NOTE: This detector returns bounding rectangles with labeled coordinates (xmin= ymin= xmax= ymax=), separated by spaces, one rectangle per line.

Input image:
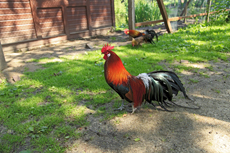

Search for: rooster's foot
xmin=114 ymin=100 xmax=125 ymax=111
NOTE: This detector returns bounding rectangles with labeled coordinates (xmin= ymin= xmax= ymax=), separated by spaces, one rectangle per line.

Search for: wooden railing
xmin=135 ymin=9 xmax=230 ymax=27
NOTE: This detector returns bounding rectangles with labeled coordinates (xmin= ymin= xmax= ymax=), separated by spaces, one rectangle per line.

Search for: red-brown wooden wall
xmin=0 ymin=0 xmax=115 ymax=51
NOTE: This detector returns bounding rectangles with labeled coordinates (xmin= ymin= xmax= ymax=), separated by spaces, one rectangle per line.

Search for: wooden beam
xmin=128 ymin=0 xmax=135 ymax=40
xmin=135 ymin=9 xmax=230 ymax=27
xmin=169 ymin=9 xmax=230 ymax=21
xmin=169 ymin=13 xmax=207 ymax=21
xmin=156 ymin=0 xmax=172 ymax=33
xmin=135 ymin=19 xmax=164 ymax=27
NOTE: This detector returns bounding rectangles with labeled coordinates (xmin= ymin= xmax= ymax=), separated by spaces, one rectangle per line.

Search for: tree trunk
xmin=128 ymin=0 xmax=135 ymax=40
xmin=0 ymin=40 xmax=7 ymax=71
xmin=180 ymin=0 xmax=192 ymax=16
xmin=199 ymin=0 xmax=205 ymax=9
xmin=206 ymin=0 xmax=212 ymax=22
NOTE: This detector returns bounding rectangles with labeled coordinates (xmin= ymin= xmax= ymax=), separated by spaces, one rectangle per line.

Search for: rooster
xmin=124 ymin=29 xmax=158 ymax=46
xmin=102 ymin=44 xmax=197 ymax=113
xmin=124 ymin=29 xmax=145 ymax=38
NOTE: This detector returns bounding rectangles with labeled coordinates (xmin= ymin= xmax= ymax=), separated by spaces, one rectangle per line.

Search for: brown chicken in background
xmin=124 ymin=29 xmax=158 ymax=46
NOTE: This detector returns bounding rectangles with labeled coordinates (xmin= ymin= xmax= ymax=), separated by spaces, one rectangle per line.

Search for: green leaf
xmin=134 ymin=138 xmax=140 ymax=142
xmin=28 ymin=127 xmax=34 ymax=132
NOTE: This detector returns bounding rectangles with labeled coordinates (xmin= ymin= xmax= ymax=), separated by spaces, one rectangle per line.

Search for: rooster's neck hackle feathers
xmin=102 ymin=45 xmax=131 ymax=86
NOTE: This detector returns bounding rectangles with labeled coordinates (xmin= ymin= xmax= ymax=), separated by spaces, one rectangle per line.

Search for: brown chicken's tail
xmin=144 ymin=29 xmax=158 ymax=44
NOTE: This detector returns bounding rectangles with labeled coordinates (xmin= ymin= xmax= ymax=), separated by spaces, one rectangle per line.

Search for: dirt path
xmin=1 ymin=20 xmax=230 ymax=153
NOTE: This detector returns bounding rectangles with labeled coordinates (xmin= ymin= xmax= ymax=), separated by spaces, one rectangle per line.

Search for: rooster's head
xmin=124 ymin=29 xmax=129 ymax=35
xmin=101 ymin=44 xmax=114 ymax=60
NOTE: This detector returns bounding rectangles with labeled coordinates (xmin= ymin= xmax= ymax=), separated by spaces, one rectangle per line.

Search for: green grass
xmin=0 ymin=22 xmax=230 ymax=152
xmin=189 ymin=79 xmax=199 ymax=84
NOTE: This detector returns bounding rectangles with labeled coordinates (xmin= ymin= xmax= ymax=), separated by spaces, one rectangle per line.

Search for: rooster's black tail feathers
xmin=146 ymin=71 xmax=200 ymax=111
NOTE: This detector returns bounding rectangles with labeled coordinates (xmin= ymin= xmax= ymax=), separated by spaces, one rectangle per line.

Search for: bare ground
xmin=1 ymin=21 xmax=230 ymax=153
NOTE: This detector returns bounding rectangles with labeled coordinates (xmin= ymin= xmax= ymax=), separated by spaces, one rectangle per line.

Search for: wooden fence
xmin=135 ymin=9 xmax=230 ymax=29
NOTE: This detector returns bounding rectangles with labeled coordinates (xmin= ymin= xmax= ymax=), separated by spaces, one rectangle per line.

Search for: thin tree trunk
xmin=199 ymin=0 xmax=205 ymax=9
xmin=206 ymin=0 xmax=212 ymax=22
xmin=0 ymin=40 xmax=7 ymax=71
xmin=180 ymin=0 xmax=192 ymax=16
xmin=183 ymin=4 xmax=187 ymax=23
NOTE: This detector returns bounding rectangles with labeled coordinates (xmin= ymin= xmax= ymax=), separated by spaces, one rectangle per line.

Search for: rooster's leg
xmin=115 ymin=99 xmax=125 ymax=111
xmin=131 ymin=105 xmax=137 ymax=114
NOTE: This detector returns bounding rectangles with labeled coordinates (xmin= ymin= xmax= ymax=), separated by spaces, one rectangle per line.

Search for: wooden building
xmin=0 ymin=0 xmax=115 ymax=51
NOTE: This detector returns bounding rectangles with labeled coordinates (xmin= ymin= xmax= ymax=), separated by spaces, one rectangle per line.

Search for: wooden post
xmin=0 ymin=40 xmax=7 ymax=71
xmin=156 ymin=0 xmax=172 ymax=33
xmin=29 ymin=0 xmax=42 ymax=39
xmin=206 ymin=0 xmax=211 ymax=22
xmin=111 ymin=0 xmax=116 ymax=27
xmin=128 ymin=0 xmax=135 ymax=40
xmin=62 ymin=5 xmax=70 ymax=38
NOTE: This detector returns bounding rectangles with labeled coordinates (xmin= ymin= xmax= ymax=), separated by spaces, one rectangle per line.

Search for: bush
xmin=135 ymin=0 xmax=161 ymax=23
xmin=114 ymin=0 xmax=162 ymax=29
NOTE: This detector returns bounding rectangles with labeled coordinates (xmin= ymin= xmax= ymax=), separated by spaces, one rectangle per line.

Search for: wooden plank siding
xmin=90 ymin=0 xmax=112 ymax=28
xmin=67 ymin=7 xmax=88 ymax=34
xmin=1 ymin=0 xmax=115 ymax=52
xmin=37 ymin=8 xmax=64 ymax=38
xmin=0 ymin=0 xmax=36 ymax=44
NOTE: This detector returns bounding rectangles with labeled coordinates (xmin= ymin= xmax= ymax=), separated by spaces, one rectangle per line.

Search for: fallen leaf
xmin=7 ymin=130 xmax=13 ymax=134
xmin=28 ymin=127 xmax=34 ymax=132
xmin=134 ymin=138 xmax=140 ymax=142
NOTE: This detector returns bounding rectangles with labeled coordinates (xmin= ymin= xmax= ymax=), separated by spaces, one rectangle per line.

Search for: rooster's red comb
xmin=101 ymin=44 xmax=114 ymax=53
xmin=124 ymin=29 xmax=129 ymax=34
